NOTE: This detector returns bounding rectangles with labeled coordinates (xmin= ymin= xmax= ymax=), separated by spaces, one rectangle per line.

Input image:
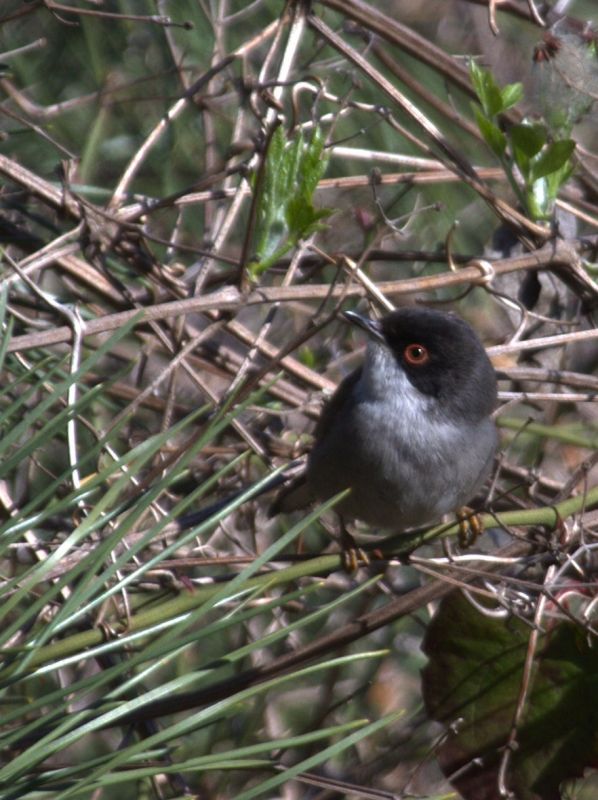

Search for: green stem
xmin=2 ymin=485 xmax=597 ymax=680
xmin=497 ymin=417 xmax=598 ymax=450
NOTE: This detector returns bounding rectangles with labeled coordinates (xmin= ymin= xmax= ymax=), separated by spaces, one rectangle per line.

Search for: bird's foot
xmin=456 ymin=506 xmax=483 ymax=548
xmin=340 ymin=528 xmax=370 ymax=572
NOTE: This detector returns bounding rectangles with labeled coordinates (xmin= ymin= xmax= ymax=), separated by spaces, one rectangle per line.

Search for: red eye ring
xmin=404 ymin=343 xmax=429 ymax=365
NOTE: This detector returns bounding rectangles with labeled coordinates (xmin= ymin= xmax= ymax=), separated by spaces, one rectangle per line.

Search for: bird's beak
xmin=342 ymin=310 xmax=385 ymax=342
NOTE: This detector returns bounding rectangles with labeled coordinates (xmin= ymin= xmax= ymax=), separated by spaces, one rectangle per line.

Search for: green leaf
xmin=546 ymin=159 xmax=575 ymax=198
xmin=422 ymin=593 xmax=598 ymax=800
xmin=469 ymin=60 xmax=504 ymax=117
xmin=474 ymin=108 xmax=507 ymax=157
xmin=286 ymin=126 xmax=331 ymax=240
xmin=252 ymin=125 xmax=299 ymax=265
xmin=249 ymin=126 xmax=331 ymax=279
xmin=500 ymin=81 xmax=523 ymax=110
xmin=510 ymin=123 xmax=547 ymax=180
xmin=468 ymin=59 xmax=486 ymax=103
xmin=530 ymin=139 xmax=576 ymax=181
xmin=526 ymin=176 xmax=551 ymax=220
xmin=298 ymin=124 xmax=328 ymax=197
xmin=510 ymin=123 xmax=547 ymax=160
xmin=299 ymin=345 xmax=316 ymax=369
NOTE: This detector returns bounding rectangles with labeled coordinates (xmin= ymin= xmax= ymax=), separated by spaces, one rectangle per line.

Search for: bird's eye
xmin=404 ymin=343 xmax=429 ymax=365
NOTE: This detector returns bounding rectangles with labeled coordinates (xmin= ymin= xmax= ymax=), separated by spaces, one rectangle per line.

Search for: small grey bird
xmin=271 ymin=307 xmax=498 ymax=531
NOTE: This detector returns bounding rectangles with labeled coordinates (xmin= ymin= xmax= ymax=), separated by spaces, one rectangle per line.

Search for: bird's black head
xmin=344 ymin=307 xmax=497 ymax=421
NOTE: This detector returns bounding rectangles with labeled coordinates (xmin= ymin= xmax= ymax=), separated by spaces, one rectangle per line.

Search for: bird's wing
xmin=269 ymin=367 xmax=363 ymax=516
xmin=312 ymin=366 xmax=362 ymax=440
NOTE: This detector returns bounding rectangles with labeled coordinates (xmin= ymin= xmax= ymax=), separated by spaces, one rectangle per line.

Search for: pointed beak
xmin=342 ymin=310 xmax=385 ymax=343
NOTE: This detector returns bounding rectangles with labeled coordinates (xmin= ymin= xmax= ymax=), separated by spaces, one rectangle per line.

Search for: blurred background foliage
xmin=1 ymin=1 xmax=598 ymax=799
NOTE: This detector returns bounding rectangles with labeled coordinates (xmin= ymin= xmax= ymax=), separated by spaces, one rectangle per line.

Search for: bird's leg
xmin=455 ymin=506 xmax=483 ymax=547
xmin=338 ymin=515 xmax=370 ymax=572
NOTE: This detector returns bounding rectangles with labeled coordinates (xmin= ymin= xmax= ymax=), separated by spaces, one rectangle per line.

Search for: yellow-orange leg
xmin=456 ymin=506 xmax=483 ymax=548
xmin=339 ymin=521 xmax=370 ymax=573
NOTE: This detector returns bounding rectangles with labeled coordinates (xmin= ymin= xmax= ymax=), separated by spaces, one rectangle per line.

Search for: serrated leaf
xmin=422 ymin=592 xmax=598 ymax=800
xmin=286 ymin=127 xmax=331 ymax=240
xmin=250 ymin=126 xmax=330 ymax=278
xmin=298 ymin=125 xmax=328 ymax=197
xmin=286 ymin=196 xmax=331 ymax=242
xmin=474 ymin=108 xmax=506 ymax=156
xmin=530 ymin=139 xmax=576 ymax=181
xmin=252 ymin=126 xmax=293 ymax=264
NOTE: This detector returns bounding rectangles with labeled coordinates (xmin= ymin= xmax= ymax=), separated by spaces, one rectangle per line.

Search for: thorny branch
xmin=1 ymin=0 xmax=597 ymax=796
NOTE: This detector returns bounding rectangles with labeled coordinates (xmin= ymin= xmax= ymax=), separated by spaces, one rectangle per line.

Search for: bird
xmin=270 ymin=307 xmax=498 ymax=539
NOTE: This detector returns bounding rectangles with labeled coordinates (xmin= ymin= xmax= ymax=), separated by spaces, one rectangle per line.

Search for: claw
xmin=340 ymin=527 xmax=369 ymax=572
xmin=456 ymin=506 xmax=483 ymax=548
